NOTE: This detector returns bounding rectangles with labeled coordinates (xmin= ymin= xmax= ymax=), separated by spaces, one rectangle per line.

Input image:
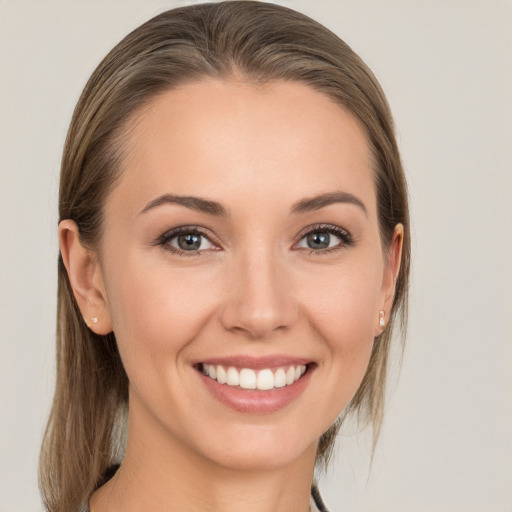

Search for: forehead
xmin=110 ymin=78 xmax=376 ymax=219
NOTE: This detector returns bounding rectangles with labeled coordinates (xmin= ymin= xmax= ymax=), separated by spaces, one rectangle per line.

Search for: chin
xmin=192 ymin=424 xmax=318 ymax=472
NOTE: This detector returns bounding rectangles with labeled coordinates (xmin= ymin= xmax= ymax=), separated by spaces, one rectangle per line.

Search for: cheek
xmin=303 ymin=261 xmax=382 ymax=348
xmin=299 ymin=260 xmax=382 ymax=415
xmin=103 ymin=256 xmax=219 ymax=372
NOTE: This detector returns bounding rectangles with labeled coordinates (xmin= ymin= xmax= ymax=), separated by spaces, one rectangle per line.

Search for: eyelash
xmin=157 ymin=226 xmax=218 ymax=256
xmin=295 ymin=224 xmax=355 ymax=255
xmin=157 ymin=223 xmax=354 ymax=256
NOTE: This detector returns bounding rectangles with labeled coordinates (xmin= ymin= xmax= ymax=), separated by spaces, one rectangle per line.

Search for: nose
xmin=219 ymin=247 xmax=298 ymax=340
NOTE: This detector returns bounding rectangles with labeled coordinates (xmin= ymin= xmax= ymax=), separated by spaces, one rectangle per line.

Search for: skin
xmin=60 ymin=79 xmax=403 ymax=512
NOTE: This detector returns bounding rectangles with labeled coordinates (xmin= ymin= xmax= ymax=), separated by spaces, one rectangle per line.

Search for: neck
xmin=90 ymin=397 xmax=317 ymax=512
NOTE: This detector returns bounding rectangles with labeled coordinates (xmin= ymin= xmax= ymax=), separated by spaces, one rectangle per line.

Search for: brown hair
xmin=39 ymin=2 xmax=410 ymax=510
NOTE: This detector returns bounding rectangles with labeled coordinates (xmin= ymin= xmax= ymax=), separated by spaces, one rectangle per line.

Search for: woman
xmin=39 ymin=2 xmax=410 ymax=511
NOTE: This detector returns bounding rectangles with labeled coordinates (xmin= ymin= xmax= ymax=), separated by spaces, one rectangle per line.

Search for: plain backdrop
xmin=1 ymin=1 xmax=511 ymax=511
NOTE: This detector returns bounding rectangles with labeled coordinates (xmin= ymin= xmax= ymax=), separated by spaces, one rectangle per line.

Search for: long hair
xmin=39 ymin=2 xmax=410 ymax=510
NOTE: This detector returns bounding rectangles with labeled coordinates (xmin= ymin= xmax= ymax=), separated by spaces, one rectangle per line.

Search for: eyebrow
xmin=291 ymin=191 xmax=367 ymax=216
xmin=139 ymin=194 xmax=229 ymax=216
xmin=139 ymin=190 xmax=367 ymax=217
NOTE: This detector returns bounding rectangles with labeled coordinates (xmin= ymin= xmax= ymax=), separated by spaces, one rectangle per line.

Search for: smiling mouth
xmin=197 ymin=363 xmax=314 ymax=391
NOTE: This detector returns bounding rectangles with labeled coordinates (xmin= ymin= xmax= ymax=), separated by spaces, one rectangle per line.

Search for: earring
xmin=379 ymin=310 xmax=385 ymax=329
xmin=91 ymin=317 xmax=99 ymax=324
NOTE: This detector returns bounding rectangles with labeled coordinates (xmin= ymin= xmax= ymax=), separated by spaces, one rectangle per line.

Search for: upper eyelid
xmin=159 ymin=225 xmax=217 ymax=243
xmin=295 ymin=223 xmax=352 ymax=240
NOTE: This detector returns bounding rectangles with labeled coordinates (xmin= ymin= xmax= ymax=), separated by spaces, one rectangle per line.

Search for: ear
xmin=375 ymin=223 xmax=404 ymax=335
xmin=58 ymin=219 xmax=113 ymax=335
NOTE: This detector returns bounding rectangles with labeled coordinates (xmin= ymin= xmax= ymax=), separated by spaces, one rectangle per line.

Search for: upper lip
xmin=194 ymin=355 xmax=313 ymax=370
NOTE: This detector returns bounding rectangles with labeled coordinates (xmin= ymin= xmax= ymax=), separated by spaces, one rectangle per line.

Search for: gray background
xmin=1 ymin=1 xmax=511 ymax=511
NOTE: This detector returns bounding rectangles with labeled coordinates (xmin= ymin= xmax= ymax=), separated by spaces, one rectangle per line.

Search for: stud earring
xmin=91 ymin=317 xmax=99 ymax=324
xmin=379 ymin=310 xmax=385 ymax=329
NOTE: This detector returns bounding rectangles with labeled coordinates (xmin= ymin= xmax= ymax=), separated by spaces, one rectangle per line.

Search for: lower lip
xmin=197 ymin=367 xmax=314 ymax=414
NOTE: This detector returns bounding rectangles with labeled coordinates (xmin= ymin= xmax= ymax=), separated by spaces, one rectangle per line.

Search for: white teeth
xmin=201 ymin=363 xmax=309 ymax=390
xmin=256 ymin=369 xmax=274 ymax=390
xmin=239 ymin=369 xmax=256 ymax=389
xmin=216 ymin=365 xmax=227 ymax=384
xmin=226 ymin=366 xmax=240 ymax=386
xmin=274 ymin=368 xmax=286 ymax=388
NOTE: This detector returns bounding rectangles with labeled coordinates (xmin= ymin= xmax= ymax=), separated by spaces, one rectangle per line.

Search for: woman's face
xmin=92 ymin=79 xmax=400 ymax=470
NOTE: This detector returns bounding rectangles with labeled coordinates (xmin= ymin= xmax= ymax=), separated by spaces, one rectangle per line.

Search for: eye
xmin=171 ymin=232 xmax=212 ymax=251
xmin=296 ymin=225 xmax=353 ymax=252
xmin=158 ymin=227 xmax=217 ymax=254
